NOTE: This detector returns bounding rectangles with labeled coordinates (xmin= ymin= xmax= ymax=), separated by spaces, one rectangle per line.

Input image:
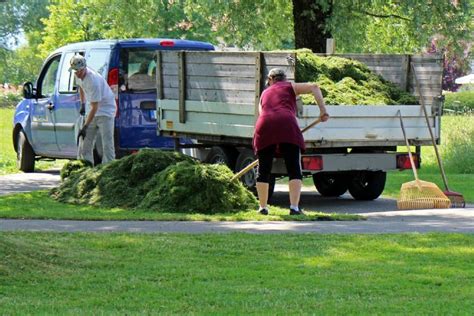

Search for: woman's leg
xmin=256 ymin=145 xmax=276 ymax=211
xmin=280 ymin=143 xmax=303 ymax=211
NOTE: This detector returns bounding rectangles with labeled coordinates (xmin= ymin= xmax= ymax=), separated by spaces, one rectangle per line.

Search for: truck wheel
xmin=16 ymin=130 xmax=35 ymax=172
xmin=205 ymin=146 xmax=238 ymax=170
xmin=312 ymin=172 xmax=348 ymax=197
xmin=235 ymin=149 xmax=275 ymax=199
xmin=348 ymin=171 xmax=386 ymax=200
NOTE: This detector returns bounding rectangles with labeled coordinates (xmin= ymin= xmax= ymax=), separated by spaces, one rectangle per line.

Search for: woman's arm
xmin=292 ymin=82 xmax=329 ymax=121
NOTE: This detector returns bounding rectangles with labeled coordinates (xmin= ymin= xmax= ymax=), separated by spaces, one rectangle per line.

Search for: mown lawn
xmin=0 ymin=190 xmax=362 ymax=221
xmin=1 ymin=232 xmax=473 ymax=314
xmin=0 ymin=108 xmax=64 ymax=175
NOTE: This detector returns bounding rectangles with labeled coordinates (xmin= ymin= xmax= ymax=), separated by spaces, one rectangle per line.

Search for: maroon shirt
xmin=253 ymin=81 xmax=305 ymax=152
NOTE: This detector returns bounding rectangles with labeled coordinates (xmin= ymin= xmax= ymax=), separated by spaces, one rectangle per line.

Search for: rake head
xmin=397 ymin=180 xmax=451 ymax=210
xmin=444 ymin=190 xmax=466 ymax=208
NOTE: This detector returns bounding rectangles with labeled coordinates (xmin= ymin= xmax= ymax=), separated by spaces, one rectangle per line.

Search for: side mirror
xmin=22 ymin=82 xmax=35 ymax=99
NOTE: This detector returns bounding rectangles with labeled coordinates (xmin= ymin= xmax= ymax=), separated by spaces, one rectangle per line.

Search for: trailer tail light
xmin=160 ymin=40 xmax=175 ymax=47
xmin=397 ymin=154 xmax=419 ymax=170
xmin=107 ymin=67 xmax=119 ymax=117
xmin=302 ymin=156 xmax=323 ymax=171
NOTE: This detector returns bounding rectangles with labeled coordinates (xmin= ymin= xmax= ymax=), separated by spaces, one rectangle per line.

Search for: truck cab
xmin=13 ymin=38 xmax=214 ymax=172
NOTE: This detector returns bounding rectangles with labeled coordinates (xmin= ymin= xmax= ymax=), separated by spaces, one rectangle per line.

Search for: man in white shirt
xmin=70 ymin=54 xmax=116 ymax=164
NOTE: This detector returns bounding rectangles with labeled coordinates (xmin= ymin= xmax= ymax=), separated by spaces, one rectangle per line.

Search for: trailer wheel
xmin=312 ymin=172 xmax=348 ymax=197
xmin=235 ymin=148 xmax=275 ymax=199
xmin=205 ymin=146 xmax=238 ymax=170
xmin=16 ymin=130 xmax=35 ymax=173
xmin=348 ymin=171 xmax=386 ymax=200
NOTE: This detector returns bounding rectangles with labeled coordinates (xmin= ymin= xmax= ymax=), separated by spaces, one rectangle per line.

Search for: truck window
xmin=38 ymin=55 xmax=61 ymax=97
xmin=87 ymin=49 xmax=111 ymax=78
xmin=120 ymin=48 xmax=156 ymax=92
xmin=58 ymin=52 xmax=80 ymax=94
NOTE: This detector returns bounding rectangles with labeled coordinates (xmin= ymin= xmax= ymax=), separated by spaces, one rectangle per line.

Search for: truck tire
xmin=312 ymin=172 xmax=348 ymax=197
xmin=348 ymin=171 xmax=386 ymax=200
xmin=16 ymin=130 xmax=35 ymax=173
xmin=235 ymin=148 xmax=275 ymax=199
xmin=205 ymin=146 xmax=238 ymax=170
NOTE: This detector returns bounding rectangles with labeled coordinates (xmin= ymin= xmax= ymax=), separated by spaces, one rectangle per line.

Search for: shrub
xmin=443 ymin=91 xmax=474 ymax=114
xmin=0 ymin=92 xmax=22 ymax=108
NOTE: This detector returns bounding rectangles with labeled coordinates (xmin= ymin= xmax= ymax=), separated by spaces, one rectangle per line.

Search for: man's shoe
xmin=289 ymin=208 xmax=304 ymax=216
xmin=259 ymin=208 xmax=269 ymax=215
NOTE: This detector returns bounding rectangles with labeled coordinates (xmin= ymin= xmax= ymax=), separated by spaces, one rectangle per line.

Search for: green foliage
xmin=439 ymin=116 xmax=474 ymax=174
xmin=296 ymin=50 xmax=418 ymax=105
xmin=444 ymin=91 xmax=474 ymax=113
xmin=51 ymin=149 xmax=257 ymax=213
xmin=0 ymin=0 xmax=50 ymax=49
xmin=139 ymin=162 xmax=257 ymax=214
xmin=330 ymin=1 xmax=473 ymax=55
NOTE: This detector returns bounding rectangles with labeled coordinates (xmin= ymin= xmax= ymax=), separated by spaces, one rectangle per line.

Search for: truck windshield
xmin=120 ymin=48 xmax=156 ymax=92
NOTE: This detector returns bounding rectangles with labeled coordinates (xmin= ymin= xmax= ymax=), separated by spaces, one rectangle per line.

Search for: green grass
xmin=0 ymin=108 xmax=65 ymax=175
xmin=1 ymin=232 xmax=473 ymax=314
xmin=384 ymin=170 xmax=474 ymax=203
xmin=0 ymin=191 xmax=362 ymax=221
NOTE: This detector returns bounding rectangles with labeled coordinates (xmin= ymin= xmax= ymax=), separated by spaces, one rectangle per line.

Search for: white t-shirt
xmin=77 ymin=68 xmax=116 ymax=117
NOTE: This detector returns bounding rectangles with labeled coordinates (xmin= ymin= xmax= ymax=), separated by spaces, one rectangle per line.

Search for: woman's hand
xmin=320 ymin=109 xmax=329 ymax=122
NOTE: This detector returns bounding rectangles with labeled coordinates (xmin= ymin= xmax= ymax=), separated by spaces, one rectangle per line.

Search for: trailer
xmin=154 ymin=51 xmax=444 ymax=199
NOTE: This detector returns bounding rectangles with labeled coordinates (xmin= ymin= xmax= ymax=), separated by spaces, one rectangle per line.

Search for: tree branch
xmin=356 ymin=9 xmax=411 ymax=21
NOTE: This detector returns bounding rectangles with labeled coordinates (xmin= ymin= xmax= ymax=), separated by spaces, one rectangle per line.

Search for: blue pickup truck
xmin=13 ymin=38 xmax=214 ymax=172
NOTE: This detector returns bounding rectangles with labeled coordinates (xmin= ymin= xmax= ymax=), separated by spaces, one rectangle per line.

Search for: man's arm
xmin=84 ymin=101 xmax=98 ymax=126
xmin=292 ymin=82 xmax=329 ymax=121
xmin=78 ymin=87 xmax=86 ymax=115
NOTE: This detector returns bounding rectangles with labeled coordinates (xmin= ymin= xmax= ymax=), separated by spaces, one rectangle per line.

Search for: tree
xmin=293 ymin=0 xmax=473 ymax=54
xmin=0 ymin=0 xmax=49 ymax=49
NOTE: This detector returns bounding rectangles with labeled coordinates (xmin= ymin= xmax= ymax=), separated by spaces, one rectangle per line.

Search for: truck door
xmin=30 ymin=55 xmax=61 ymax=155
xmin=117 ymin=47 xmax=176 ymax=150
xmin=54 ymin=51 xmax=82 ymax=157
xmin=54 ymin=49 xmax=111 ymax=156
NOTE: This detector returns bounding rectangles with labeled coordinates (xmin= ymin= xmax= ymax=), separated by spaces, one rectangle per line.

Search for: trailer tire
xmin=348 ymin=171 xmax=386 ymax=200
xmin=205 ymin=146 xmax=238 ymax=170
xmin=235 ymin=148 xmax=275 ymax=199
xmin=16 ymin=130 xmax=35 ymax=173
xmin=312 ymin=172 xmax=348 ymax=197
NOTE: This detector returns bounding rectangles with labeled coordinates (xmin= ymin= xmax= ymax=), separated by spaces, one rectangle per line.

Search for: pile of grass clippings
xmin=296 ymin=50 xmax=418 ymax=106
xmin=50 ymin=149 xmax=257 ymax=214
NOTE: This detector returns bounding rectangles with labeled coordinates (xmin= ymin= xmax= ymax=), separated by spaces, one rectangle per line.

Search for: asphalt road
xmin=0 ymin=170 xmax=473 ymax=233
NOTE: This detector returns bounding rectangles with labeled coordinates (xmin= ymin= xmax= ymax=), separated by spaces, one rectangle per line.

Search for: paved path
xmin=1 ymin=208 xmax=474 ymax=234
xmin=1 ymin=170 xmax=473 ymax=233
xmin=0 ymin=170 xmax=61 ymax=195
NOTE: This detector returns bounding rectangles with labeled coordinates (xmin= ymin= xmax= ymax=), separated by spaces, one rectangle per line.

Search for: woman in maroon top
xmin=253 ymin=68 xmax=329 ymax=215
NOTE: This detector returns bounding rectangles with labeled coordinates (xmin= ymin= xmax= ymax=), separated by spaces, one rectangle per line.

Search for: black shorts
xmin=256 ymin=143 xmax=302 ymax=183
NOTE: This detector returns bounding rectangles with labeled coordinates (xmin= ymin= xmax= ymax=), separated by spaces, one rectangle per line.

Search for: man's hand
xmin=78 ymin=124 xmax=88 ymax=139
xmin=79 ymin=103 xmax=86 ymax=116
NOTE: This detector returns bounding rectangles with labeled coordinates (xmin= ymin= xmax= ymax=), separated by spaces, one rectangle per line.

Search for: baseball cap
xmin=69 ymin=55 xmax=87 ymax=72
xmin=267 ymin=68 xmax=286 ymax=79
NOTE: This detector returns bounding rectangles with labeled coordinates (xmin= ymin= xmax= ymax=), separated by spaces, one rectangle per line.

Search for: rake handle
xmin=398 ymin=111 xmax=420 ymax=182
xmin=412 ymin=65 xmax=450 ymax=191
xmin=231 ymin=117 xmax=323 ymax=181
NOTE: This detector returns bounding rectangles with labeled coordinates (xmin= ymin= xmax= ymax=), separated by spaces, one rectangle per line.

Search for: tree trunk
xmin=292 ymin=0 xmax=333 ymax=53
